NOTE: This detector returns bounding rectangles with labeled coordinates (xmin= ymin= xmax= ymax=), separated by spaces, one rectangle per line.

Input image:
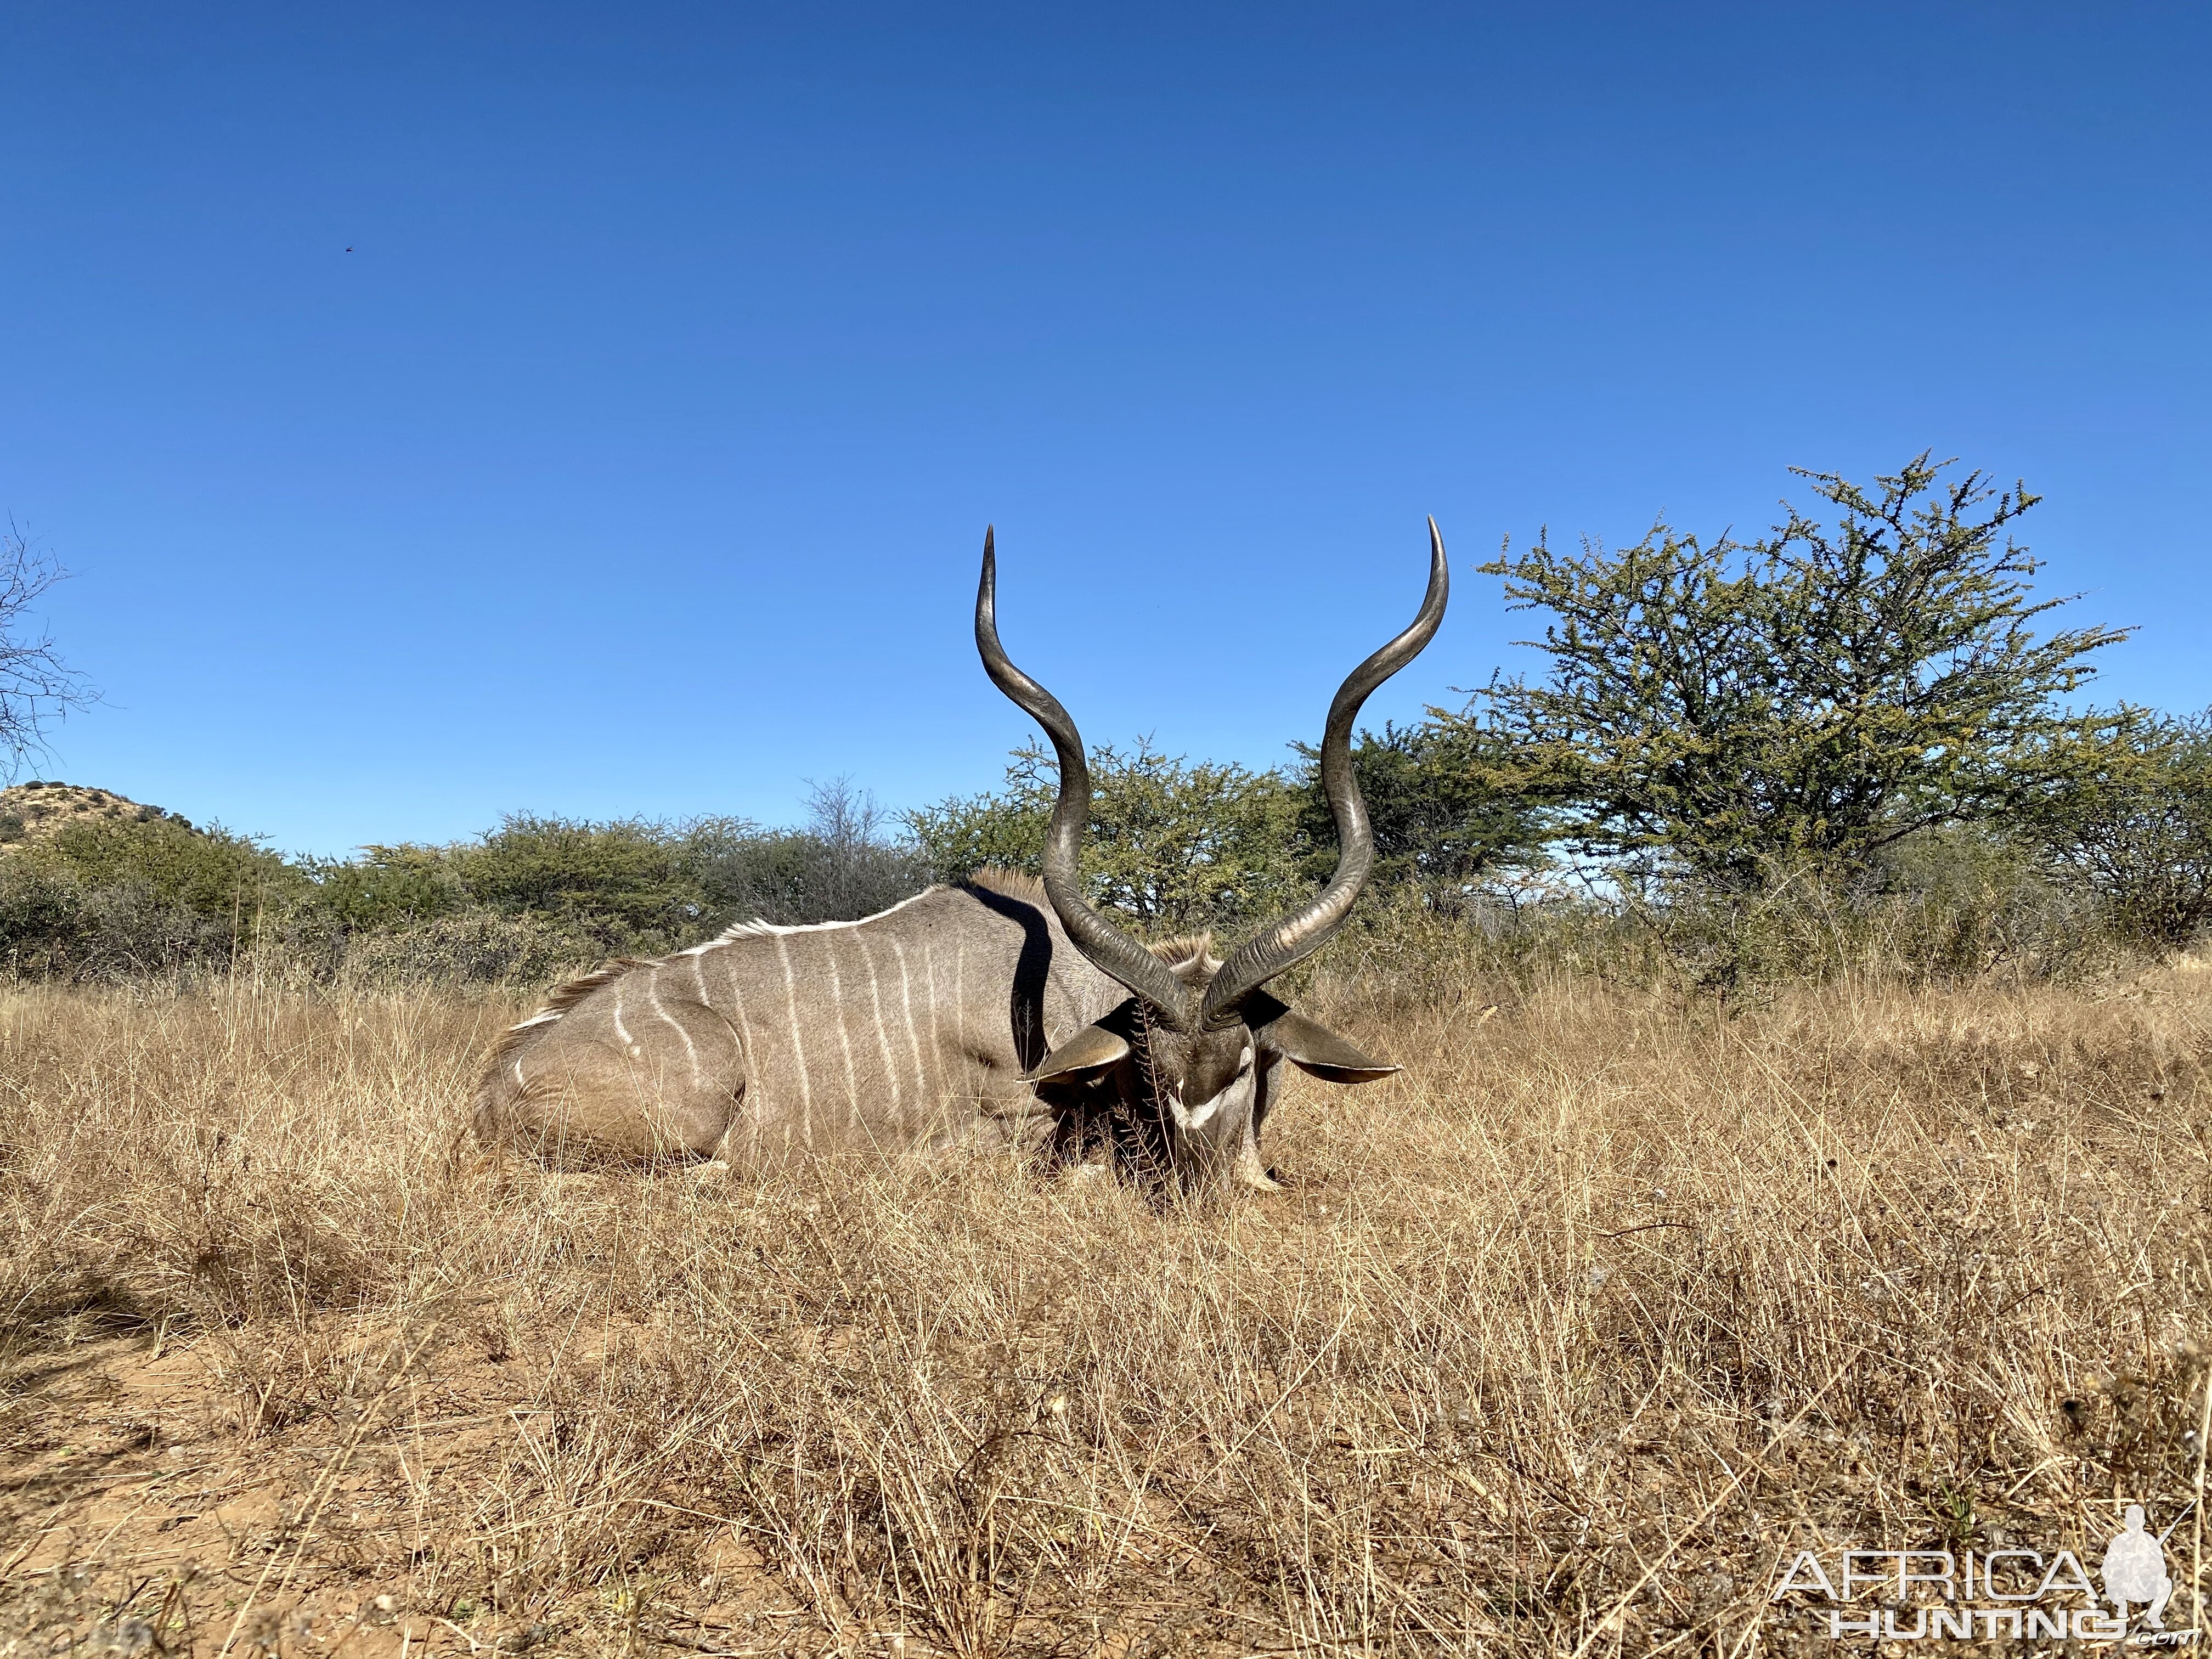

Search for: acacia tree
xmin=1289 ymin=721 xmax=1550 ymax=911
xmin=2024 ymin=707 xmax=2212 ymax=947
xmin=0 ymin=525 xmax=93 ymax=774
xmin=905 ymin=737 xmax=1301 ymax=936
xmin=1452 ymin=455 xmax=2130 ymax=889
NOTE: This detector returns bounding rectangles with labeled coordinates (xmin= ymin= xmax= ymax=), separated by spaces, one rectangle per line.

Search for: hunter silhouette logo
xmin=2102 ymin=1504 xmax=2175 ymax=1629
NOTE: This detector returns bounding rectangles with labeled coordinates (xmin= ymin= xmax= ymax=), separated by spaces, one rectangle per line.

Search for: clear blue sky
xmin=3 ymin=3 xmax=2205 ymax=856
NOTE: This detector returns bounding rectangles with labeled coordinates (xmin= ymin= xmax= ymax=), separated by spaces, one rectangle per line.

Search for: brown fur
xmin=481 ymin=958 xmax=647 ymax=1075
xmin=1148 ymin=933 xmax=1218 ymax=975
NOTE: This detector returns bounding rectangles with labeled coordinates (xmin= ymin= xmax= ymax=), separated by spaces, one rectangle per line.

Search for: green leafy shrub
xmin=1323 ymin=823 xmax=2114 ymax=1005
xmin=0 ymin=816 xmax=307 ymax=979
xmin=305 ymin=843 xmax=470 ymax=933
xmin=285 ymin=783 xmax=933 ymax=978
xmin=18 ymin=813 xmax=305 ymax=918
xmin=335 ymin=909 xmax=601 ymax=988
xmin=683 ymin=782 xmax=929 ymax=928
xmin=439 ymin=814 xmax=708 ymax=952
xmin=1623 ymin=834 xmax=2112 ymax=994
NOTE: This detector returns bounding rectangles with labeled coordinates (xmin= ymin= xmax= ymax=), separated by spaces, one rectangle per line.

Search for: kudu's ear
xmin=1256 ymin=1009 xmax=1399 ymax=1085
xmin=1021 ymin=1023 xmax=1132 ymax=1083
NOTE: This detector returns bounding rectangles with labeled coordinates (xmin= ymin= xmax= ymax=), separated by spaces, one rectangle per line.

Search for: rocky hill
xmin=0 ymin=780 xmax=195 ymax=847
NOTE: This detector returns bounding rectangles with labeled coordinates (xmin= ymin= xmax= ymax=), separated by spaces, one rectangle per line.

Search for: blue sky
xmin=2 ymin=3 xmax=2205 ymax=856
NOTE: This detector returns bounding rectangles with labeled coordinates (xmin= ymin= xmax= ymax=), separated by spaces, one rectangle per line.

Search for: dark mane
xmin=963 ymin=870 xmax=1220 ymax=977
xmin=960 ymin=867 xmax=1047 ymax=905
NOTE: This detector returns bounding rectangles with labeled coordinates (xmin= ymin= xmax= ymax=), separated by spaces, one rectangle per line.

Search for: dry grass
xmin=3 ymin=962 xmax=2211 ymax=1656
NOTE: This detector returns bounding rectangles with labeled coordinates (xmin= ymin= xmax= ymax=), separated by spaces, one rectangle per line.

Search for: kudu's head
xmin=975 ymin=521 xmax=1448 ymax=1188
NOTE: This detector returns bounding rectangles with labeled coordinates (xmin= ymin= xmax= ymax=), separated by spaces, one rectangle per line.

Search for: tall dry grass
xmin=3 ymin=961 xmax=2210 ymax=1655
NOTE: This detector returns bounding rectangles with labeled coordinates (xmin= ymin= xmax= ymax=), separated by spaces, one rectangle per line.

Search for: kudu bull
xmin=471 ymin=523 xmax=1448 ymax=1184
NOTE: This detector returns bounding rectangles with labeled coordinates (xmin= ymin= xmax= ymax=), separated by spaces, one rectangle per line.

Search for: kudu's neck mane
xmin=965 ymin=868 xmax=1221 ymax=984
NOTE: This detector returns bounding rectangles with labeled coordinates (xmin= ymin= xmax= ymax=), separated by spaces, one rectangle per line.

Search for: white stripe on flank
xmin=858 ymin=935 xmax=901 ymax=1121
xmin=890 ymin=936 xmax=926 ymax=1108
xmin=720 ymin=950 xmax=754 ymax=1044
xmin=506 ymin=1009 xmax=563 ymax=1032
xmin=924 ymin=941 xmax=941 ymax=1093
xmin=611 ymin=989 xmax=633 ymax=1048
xmin=954 ymin=939 xmax=967 ymax=1053
xmin=720 ymin=950 xmax=758 ymax=1116
xmin=645 ymin=966 xmax=701 ymax=1086
xmin=822 ymin=934 xmax=859 ymax=1121
xmin=774 ymin=934 xmax=813 ymax=1139
xmin=687 ymin=951 xmax=738 ymax=1068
